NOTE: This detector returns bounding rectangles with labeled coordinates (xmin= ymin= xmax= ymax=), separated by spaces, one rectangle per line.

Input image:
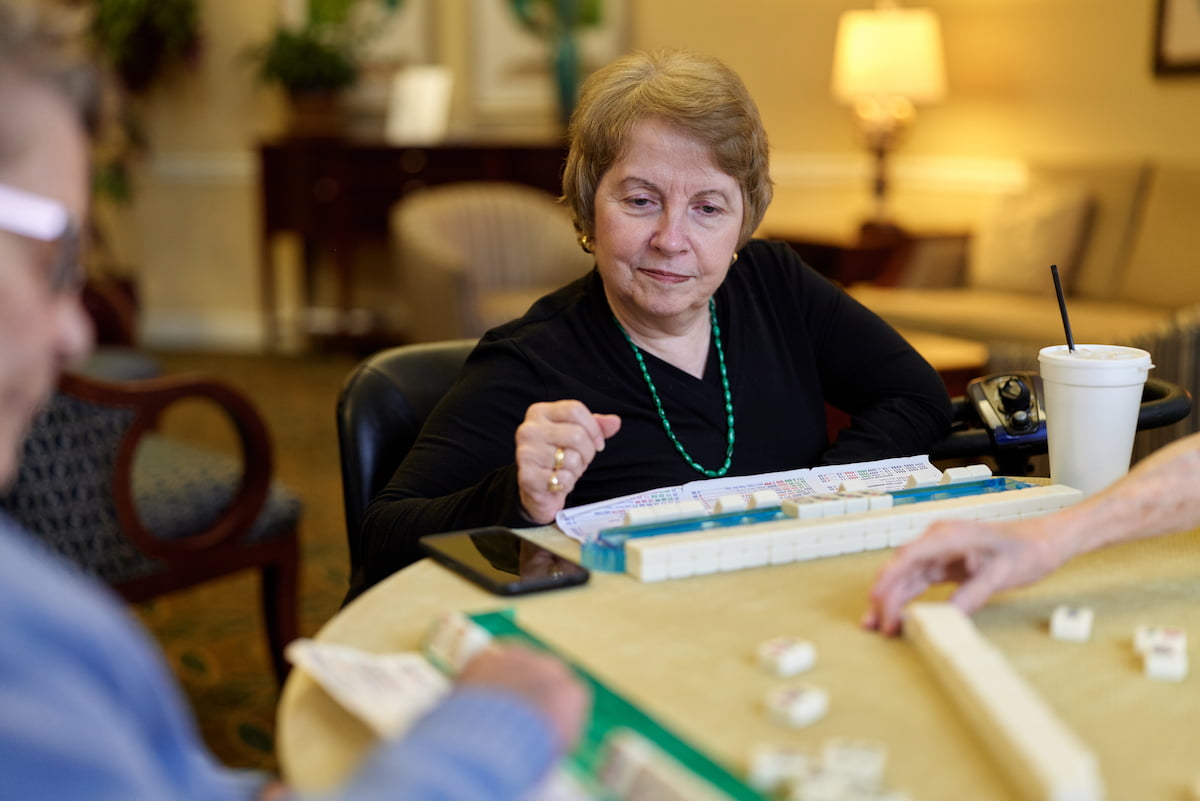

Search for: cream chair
xmin=390 ymin=181 xmax=595 ymax=342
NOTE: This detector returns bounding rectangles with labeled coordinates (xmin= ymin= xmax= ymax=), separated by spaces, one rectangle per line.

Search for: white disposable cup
xmin=1038 ymin=344 xmax=1153 ymax=496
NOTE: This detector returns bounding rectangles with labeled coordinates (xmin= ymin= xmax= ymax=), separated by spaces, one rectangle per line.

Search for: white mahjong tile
xmin=714 ymin=493 xmax=748 ymax=514
xmin=1144 ymin=643 xmax=1188 ymax=681
xmin=1050 ymin=605 xmax=1094 ymax=643
xmin=746 ymin=742 xmax=814 ymax=793
xmin=766 ymin=682 xmax=829 ymax=728
xmin=757 ymin=635 xmax=817 ymax=677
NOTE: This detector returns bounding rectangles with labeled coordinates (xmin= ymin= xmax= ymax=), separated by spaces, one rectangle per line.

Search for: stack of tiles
xmin=423 ymin=610 xmax=492 ymax=674
xmin=597 ymin=728 xmax=734 ymax=801
xmin=624 ymin=483 xmax=1082 ymax=582
xmin=905 ymin=603 xmax=1103 ymax=801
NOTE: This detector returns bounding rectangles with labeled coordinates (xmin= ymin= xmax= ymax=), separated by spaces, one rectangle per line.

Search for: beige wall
xmin=638 ymin=0 xmax=1200 ymax=161
xmin=129 ymin=0 xmax=1200 ymax=350
xmin=127 ymin=0 xmax=283 ymax=348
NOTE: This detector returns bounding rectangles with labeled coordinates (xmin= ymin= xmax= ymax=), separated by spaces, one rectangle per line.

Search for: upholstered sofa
xmin=847 ymin=161 xmax=1200 ymax=453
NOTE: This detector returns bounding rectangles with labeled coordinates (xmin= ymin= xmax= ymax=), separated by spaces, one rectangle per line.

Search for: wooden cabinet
xmin=764 ymin=222 xmax=969 ymax=289
xmin=257 ymin=138 xmax=569 ymax=347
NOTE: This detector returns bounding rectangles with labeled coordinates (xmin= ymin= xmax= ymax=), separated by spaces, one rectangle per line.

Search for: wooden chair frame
xmin=57 ymin=370 xmax=300 ymax=683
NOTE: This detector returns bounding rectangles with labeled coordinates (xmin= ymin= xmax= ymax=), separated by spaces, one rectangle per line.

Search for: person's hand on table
xmin=862 ymin=518 xmax=1067 ymax=636
xmin=515 ymin=400 xmax=621 ymax=524
xmin=458 ymin=644 xmax=591 ymax=753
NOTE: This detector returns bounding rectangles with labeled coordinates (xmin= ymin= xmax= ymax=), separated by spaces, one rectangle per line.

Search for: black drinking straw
xmin=1050 ymin=264 xmax=1076 ymax=352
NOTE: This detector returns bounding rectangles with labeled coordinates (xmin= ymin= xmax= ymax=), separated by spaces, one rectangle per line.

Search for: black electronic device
xmin=420 ymin=526 xmax=590 ymax=596
xmin=967 ymin=371 xmax=1046 ymax=448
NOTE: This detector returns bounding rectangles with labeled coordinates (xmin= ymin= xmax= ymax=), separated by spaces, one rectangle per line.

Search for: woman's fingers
xmin=515 ymin=402 xmax=620 ymax=523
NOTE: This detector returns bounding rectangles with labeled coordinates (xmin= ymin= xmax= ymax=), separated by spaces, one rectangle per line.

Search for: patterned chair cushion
xmin=0 ymin=392 xmax=301 ymax=585
xmin=134 ymin=436 xmax=301 ymax=543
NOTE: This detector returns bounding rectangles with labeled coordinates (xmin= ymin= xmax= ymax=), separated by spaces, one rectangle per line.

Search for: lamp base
xmin=856 ymin=219 xmax=913 ymax=287
xmin=858 ymin=218 xmax=907 ymax=248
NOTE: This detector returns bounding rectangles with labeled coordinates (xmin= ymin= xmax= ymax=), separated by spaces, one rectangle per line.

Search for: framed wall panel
xmin=1154 ymin=0 xmax=1200 ymax=75
xmin=469 ymin=0 xmax=630 ymax=130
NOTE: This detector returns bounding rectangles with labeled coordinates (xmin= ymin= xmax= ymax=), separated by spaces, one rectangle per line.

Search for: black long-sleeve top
xmin=360 ymin=240 xmax=952 ymax=592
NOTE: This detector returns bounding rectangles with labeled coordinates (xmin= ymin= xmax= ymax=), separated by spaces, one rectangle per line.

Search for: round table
xmin=278 ymin=524 xmax=1200 ymax=800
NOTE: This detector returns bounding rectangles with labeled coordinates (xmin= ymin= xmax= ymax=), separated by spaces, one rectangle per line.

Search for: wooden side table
xmin=771 ymin=231 xmax=896 ymax=285
xmin=761 ymin=223 xmax=969 ymax=289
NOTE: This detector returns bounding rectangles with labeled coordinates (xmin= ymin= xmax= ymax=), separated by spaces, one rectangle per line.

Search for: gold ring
xmin=553 ymin=447 xmax=566 ymax=470
xmin=548 ymin=472 xmax=563 ymax=492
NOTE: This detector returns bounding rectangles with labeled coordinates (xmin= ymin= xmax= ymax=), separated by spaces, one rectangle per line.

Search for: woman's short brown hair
xmin=562 ymin=49 xmax=773 ymax=250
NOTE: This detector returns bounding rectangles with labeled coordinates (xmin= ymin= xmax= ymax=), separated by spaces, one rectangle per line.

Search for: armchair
xmin=391 ymin=181 xmax=594 ymax=342
xmin=336 ymin=339 xmax=475 ymax=603
xmin=0 ymin=369 xmax=301 ymax=683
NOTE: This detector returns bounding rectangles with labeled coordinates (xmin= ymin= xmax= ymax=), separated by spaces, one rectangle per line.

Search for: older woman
xmin=358 ymin=49 xmax=952 ymax=594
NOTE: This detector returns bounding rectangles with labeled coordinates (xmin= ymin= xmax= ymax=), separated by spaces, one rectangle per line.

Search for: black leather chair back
xmin=336 ymin=339 xmax=476 ymax=590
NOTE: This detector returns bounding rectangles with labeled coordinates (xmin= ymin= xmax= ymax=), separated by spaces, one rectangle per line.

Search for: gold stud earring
xmin=578 ymin=234 xmax=594 ymax=254
xmin=731 ymin=252 xmax=739 ymax=265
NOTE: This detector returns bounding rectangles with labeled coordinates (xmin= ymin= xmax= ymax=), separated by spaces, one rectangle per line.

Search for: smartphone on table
xmin=419 ymin=526 xmax=590 ymax=596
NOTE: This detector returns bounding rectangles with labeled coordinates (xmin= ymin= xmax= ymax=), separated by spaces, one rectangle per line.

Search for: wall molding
xmin=145 ymin=151 xmax=256 ymax=185
xmin=137 ymin=149 xmax=1027 ymax=352
xmin=145 ymin=149 xmax=1028 ymax=195
xmin=142 ymin=309 xmax=263 ymax=352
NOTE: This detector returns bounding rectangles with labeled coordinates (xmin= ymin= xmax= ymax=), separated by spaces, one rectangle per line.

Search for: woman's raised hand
xmin=515 ymin=400 xmax=621 ymax=524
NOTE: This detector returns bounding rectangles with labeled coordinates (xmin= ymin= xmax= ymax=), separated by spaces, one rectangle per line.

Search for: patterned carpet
xmin=133 ymin=348 xmax=363 ymax=774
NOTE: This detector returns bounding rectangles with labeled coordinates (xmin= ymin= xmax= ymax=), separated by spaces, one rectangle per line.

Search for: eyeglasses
xmin=0 ymin=182 xmax=84 ymax=294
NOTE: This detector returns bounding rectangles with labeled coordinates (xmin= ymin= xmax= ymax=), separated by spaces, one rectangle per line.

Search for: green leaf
xmin=247 ymin=27 xmax=358 ymax=92
xmin=93 ymin=161 xmax=132 ymax=204
xmin=308 ymin=0 xmax=355 ymax=26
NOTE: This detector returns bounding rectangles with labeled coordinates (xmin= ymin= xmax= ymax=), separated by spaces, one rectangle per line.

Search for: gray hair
xmin=0 ymin=0 xmax=104 ymax=152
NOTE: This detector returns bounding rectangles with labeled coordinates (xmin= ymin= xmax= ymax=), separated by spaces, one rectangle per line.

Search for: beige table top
xmin=278 ymin=525 xmax=1200 ymax=800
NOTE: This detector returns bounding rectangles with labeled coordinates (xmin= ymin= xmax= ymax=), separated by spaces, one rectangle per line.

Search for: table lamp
xmin=832 ymin=1 xmax=946 ymax=230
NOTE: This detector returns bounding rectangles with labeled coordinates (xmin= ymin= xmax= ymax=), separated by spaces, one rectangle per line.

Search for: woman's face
xmin=592 ymin=117 xmax=744 ymax=334
xmin=0 ymin=82 xmax=92 ymax=488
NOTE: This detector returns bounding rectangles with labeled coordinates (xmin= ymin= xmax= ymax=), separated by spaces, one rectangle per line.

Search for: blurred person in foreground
xmin=359 ymin=49 xmax=953 ymax=598
xmin=0 ymin=1 xmax=587 ymax=798
xmin=864 ymin=430 xmax=1200 ymax=635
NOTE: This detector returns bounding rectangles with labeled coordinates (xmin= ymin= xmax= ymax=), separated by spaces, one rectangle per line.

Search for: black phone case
xmin=420 ymin=527 xmax=590 ymax=596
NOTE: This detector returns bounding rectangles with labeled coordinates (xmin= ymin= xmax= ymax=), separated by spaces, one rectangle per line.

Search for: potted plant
xmin=88 ymin=0 xmax=201 ymax=202
xmin=507 ymin=0 xmax=603 ymax=129
xmin=92 ymin=0 xmax=201 ymax=95
xmin=246 ymin=25 xmax=359 ymax=136
xmin=87 ymin=0 xmax=202 ymax=309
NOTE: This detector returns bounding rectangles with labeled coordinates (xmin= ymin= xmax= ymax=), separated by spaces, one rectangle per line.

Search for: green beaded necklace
xmin=613 ymin=298 xmax=735 ymax=477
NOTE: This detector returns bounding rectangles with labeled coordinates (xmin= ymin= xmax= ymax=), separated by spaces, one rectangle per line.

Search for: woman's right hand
xmin=458 ymin=644 xmax=590 ymax=754
xmin=514 ymin=400 xmax=621 ymax=524
xmin=862 ymin=517 xmax=1065 ymax=636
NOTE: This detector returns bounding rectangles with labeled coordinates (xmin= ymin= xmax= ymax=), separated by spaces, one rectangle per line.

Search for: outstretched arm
xmin=302 ymin=644 xmax=590 ymax=801
xmin=864 ymin=430 xmax=1200 ymax=635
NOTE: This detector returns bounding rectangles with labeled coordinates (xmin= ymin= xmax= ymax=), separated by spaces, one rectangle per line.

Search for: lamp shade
xmin=832 ymin=6 xmax=946 ymax=105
